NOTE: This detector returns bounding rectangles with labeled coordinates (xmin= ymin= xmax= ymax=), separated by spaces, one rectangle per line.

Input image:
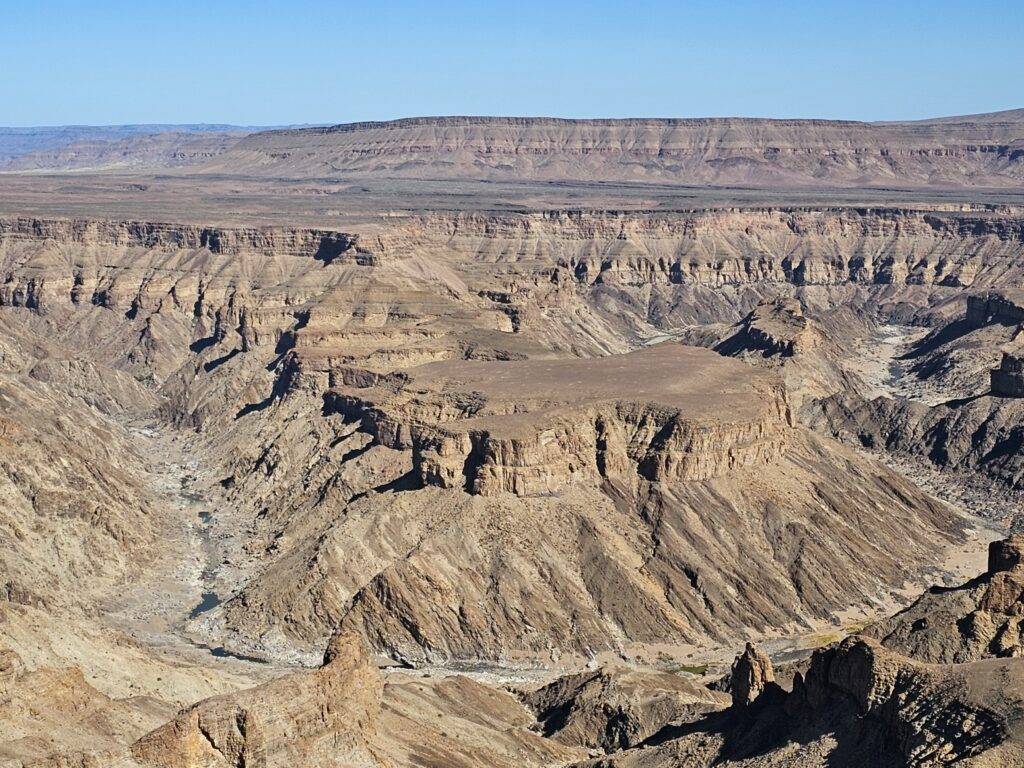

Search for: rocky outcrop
xmin=966 ymin=289 xmax=1024 ymax=327
xmin=991 ymin=344 xmax=1024 ymax=397
xmin=792 ymin=637 xmax=1018 ymax=767
xmin=131 ymin=631 xmax=382 ymax=767
xmin=728 ymin=643 xmax=776 ymax=707
xmin=575 ymin=538 xmax=1024 ymax=768
xmin=521 ymin=663 xmax=727 ymax=752
xmin=130 ymin=630 xmax=583 ymax=768
xmin=576 ymin=640 xmax=1024 ymax=767
xmin=714 ymin=298 xmax=817 ymax=358
xmin=864 ymin=535 xmax=1024 ymax=663
xmin=987 ymin=535 xmax=1024 ymax=573
xmin=0 ymin=648 xmax=23 ymax=687
xmin=0 ymin=649 xmax=171 ymax=768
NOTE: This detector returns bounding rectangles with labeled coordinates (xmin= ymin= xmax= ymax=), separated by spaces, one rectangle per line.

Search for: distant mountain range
xmin=3 ymin=110 xmax=1023 ymax=187
xmin=0 ymin=123 xmax=314 ymax=172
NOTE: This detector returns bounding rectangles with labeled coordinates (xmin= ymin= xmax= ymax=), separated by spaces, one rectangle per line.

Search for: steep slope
xmin=1 ymin=195 xmax=1023 ymax=764
xmin=575 ymin=537 xmax=1024 ymax=768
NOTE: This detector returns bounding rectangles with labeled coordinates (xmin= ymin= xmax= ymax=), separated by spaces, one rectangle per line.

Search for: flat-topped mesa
xmin=991 ymin=337 xmax=1024 ymax=397
xmin=325 ymin=344 xmax=794 ymax=496
xmin=207 ymin=112 xmax=1024 ymax=186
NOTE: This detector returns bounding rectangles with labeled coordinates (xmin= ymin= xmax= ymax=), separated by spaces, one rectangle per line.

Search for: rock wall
xmin=326 ymin=395 xmax=793 ymax=496
xmin=967 ymin=290 xmax=1024 ymax=326
xmin=0 ymin=216 xmax=365 ymax=260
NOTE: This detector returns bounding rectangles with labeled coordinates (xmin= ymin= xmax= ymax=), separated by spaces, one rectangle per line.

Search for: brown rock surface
xmin=521 ymin=662 xmax=727 ymax=752
xmin=2 ymin=171 xmax=1024 ymax=765
xmin=131 ymin=631 xmax=382 ymax=767
xmin=203 ymin=113 xmax=1024 ymax=187
xmin=0 ymin=648 xmax=173 ymax=767
xmin=729 ymin=643 xmax=776 ymax=707
xmin=809 ymin=289 xmax=1024 ymax=489
xmin=0 ymin=210 xmax=975 ymax=672
xmin=574 ymin=538 xmax=1024 ymax=767
xmin=326 ymin=343 xmax=794 ymax=495
xmin=990 ymin=340 xmax=1024 ymax=398
xmin=131 ymin=631 xmax=582 ymax=768
xmin=864 ymin=534 xmax=1024 ymax=663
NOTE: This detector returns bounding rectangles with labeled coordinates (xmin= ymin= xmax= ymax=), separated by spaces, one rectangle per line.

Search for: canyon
xmin=1 ymin=113 xmax=1023 ymax=766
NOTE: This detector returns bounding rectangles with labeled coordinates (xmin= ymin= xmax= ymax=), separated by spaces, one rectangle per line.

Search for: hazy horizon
xmin=4 ymin=0 xmax=1022 ymax=128
xmin=3 ymin=105 xmax=1024 ymax=131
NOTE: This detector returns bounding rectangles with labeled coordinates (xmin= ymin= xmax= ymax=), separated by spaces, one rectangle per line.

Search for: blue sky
xmin=2 ymin=0 xmax=1022 ymax=126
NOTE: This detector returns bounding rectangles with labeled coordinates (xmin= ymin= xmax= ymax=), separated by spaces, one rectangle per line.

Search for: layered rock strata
xmin=204 ymin=113 xmax=1024 ymax=187
xmin=325 ymin=343 xmax=794 ymax=496
xmin=966 ymin=289 xmax=1024 ymax=327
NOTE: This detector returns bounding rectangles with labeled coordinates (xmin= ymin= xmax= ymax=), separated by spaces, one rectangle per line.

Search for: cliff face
xmin=0 ymin=215 xmax=363 ymax=260
xmin=203 ymin=113 xmax=1024 ymax=187
xmin=3 ymin=210 xmax=1023 ymax=331
xmin=324 ymin=345 xmax=794 ymax=496
xmin=5 ymin=112 xmax=1024 ymax=183
xmin=966 ymin=290 xmax=1024 ymax=326
xmin=3 ymin=197 xmax=1024 ymax=764
xmin=417 ymin=208 xmax=1024 ymax=294
xmin=991 ymin=345 xmax=1024 ymax=398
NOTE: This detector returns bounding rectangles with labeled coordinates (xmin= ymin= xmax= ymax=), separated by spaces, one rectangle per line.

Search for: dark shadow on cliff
xmin=235 ymin=371 xmax=292 ymax=419
xmin=638 ymin=685 xmax=901 ymax=767
xmin=901 ymin=317 xmax=976 ymax=359
xmin=203 ymin=347 xmax=239 ymax=372
xmin=347 ymin=470 xmax=423 ymax=504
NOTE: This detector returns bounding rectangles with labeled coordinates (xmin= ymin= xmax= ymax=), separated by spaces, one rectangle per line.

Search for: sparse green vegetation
xmin=667 ymin=663 xmax=709 ymax=676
